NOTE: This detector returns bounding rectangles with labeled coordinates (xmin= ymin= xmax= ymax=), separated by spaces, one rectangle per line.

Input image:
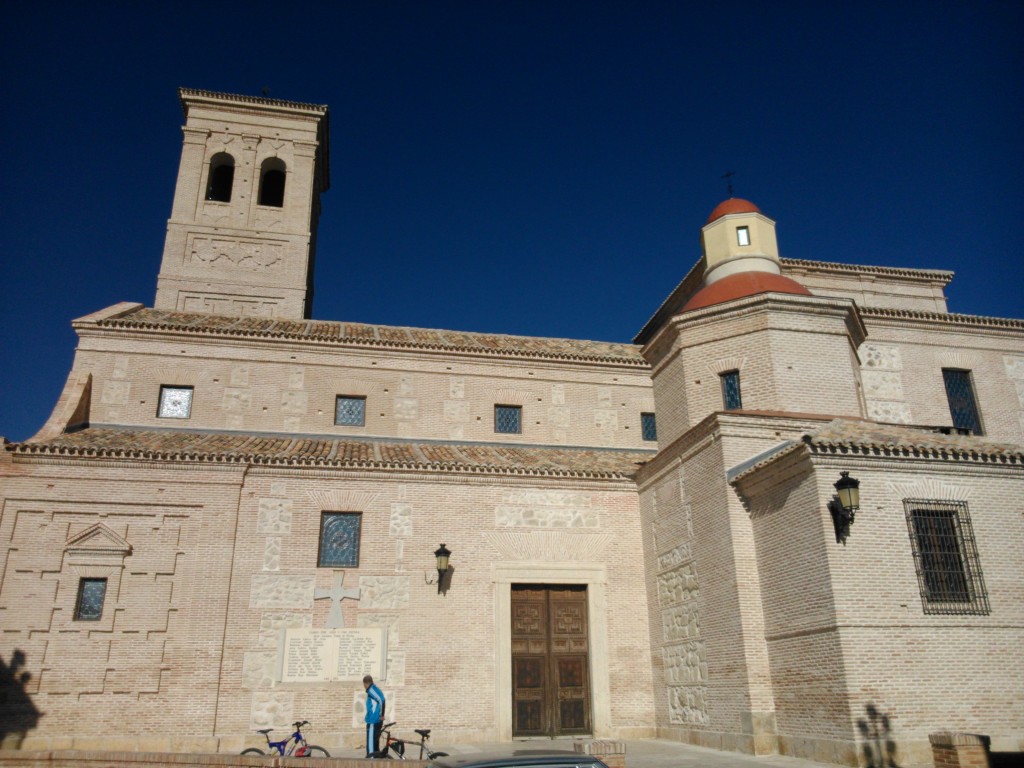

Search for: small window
xmin=335 ymin=396 xmax=366 ymax=426
xmin=942 ymin=369 xmax=982 ymax=435
xmin=720 ymin=370 xmax=742 ymax=410
xmin=641 ymin=412 xmax=658 ymax=442
xmin=495 ymin=405 xmax=522 ymax=434
xmin=736 ymin=226 xmax=750 ymax=246
xmin=74 ymin=578 xmax=108 ymax=621
xmin=158 ymin=386 xmax=194 ymax=419
xmin=904 ymin=499 xmax=989 ymax=615
xmin=206 ymin=152 xmax=235 ymax=202
xmin=318 ymin=512 xmax=362 ymax=567
xmin=258 ymin=157 xmax=286 ymax=207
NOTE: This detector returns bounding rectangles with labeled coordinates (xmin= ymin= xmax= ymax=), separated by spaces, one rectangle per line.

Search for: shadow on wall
xmin=979 ymin=736 xmax=1024 ymax=768
xmin=857 ymin=703 xmax=899 ymax=768
xmin=0 ymin=650 xmax=41 ymax=748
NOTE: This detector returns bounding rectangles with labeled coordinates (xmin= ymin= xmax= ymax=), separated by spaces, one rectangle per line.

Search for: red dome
xmin=681 ymin=271 xmax=812 ymax=313
xmin=706 ymin=198 xmax=761 ymax=224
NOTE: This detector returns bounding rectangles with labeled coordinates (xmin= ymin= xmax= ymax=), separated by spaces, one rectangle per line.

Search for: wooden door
xmin=511 ymin=584 xmax=590 ymax=737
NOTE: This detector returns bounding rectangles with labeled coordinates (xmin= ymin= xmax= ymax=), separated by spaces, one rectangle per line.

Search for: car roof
xmin=427 ymin=749 xmax=608 ymax=768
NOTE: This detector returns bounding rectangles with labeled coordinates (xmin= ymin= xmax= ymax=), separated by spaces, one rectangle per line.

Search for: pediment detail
xmin=65 ymin=523 xmax=132 ymax=557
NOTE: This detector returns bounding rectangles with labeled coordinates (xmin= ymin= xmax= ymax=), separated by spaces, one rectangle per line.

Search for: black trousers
xmin=366 ymin=721 xmax=382 ymax=756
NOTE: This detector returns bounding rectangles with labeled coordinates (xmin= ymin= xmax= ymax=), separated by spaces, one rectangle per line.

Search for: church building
xmin=1 ymin=89 xmax=1021 ymax=766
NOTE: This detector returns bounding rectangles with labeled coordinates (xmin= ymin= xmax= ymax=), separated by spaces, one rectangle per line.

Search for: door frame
xmin=494 ymin=562 xmax=610 ymax=741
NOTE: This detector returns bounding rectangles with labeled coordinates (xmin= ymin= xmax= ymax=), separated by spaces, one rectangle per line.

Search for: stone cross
xmin=313 ymin=572 xmax=361 ymax=628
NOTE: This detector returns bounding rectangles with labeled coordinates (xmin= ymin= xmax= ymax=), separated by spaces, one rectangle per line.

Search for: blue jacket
xmin=365 ymin=683 xmax=385 ymax=724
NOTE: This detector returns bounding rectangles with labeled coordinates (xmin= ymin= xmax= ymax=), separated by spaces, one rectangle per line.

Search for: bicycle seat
xmin=415 ymin=728 xmax=431 ymax=737
xmin=256 ymin=728 xmax=273 ymax=735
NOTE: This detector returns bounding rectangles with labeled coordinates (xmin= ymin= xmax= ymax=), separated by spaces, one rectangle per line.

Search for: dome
xmin=681 ymin=271 xmax=812 ymax=313
xmin=706 ymin=198 xmax=762 ymax=225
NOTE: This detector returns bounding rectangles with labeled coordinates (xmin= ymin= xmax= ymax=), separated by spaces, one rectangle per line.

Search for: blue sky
xmin=1 ymin=1 xmax=1021 ymax=442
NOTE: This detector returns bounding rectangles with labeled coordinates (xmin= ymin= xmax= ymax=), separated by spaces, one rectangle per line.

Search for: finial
xmin=722 ymin=170 xmax=736 ymax=197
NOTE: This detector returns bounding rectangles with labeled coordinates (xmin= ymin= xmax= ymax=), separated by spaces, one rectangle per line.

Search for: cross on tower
xmin=313 ymin=571 xmax=361 ymax=628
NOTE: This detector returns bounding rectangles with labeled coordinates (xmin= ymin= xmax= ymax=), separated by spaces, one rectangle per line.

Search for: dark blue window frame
xmin=721 ymin=370 xmax=742 ymax=410
xmin=641 ymin=412 xmax=657 ymax=441
xmin=318 ymin=512 xmax=362 ymax=568
xmin=495 ymin=405 xmax=522 ymax=434
xmin=942 ymin=369 xmax=982 ymax=435
xmin=74 ymin=578 xmax=107 ymax=621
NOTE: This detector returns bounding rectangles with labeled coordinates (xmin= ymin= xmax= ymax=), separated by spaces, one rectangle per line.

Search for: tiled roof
xmin=7 ymin=428 xmax=653 ymax=479
xmin=731 ymin=418 xmax=1023 ymax=482
xmin=803 ymin=420 xmax=1024 ymax=462
xmin=93 ymin=308 xmax=648 ymax=366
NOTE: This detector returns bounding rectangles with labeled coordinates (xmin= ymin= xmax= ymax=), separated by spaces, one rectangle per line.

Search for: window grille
xmin=720 ymin=370 xmax=742 ymax=410
xmin=318 ymin=512 xmax=362 ymax=567
xmin=495 ymin=405 xmax=522 ymax=434
xmin=904 ymin=499 xmax=989 ymax=615
xmin=158 ymin=386 xmax=193 ymax=419
xmin=942 ymin=369 xmax=982 ymax=435
xmin=640 ymin=412 xmax=657 ymax=441
xmin=335 ymin=395 xmax=366 ymax=426
xmin=74 ymin=578 xmax=107 ymax=621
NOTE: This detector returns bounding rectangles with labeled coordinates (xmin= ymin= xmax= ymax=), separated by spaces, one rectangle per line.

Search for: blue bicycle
xmin=241 ymin=719 xmax=330 ymax=758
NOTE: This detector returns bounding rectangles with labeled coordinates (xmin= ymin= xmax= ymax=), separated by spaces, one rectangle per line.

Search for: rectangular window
xmin=318 ymin=512 xmax=362 ymax=567
xmin=904 ymin=499 xmax=989 ymax=615
xmin=335 ymin=395 xmax=367 ymax=426
xmin=641 ymin=412 xmax=658 ymax=441
xmin=74 ymin=578 xmax=108 ymax=621
xmin=495 ymin=404 xmax=522 ymax=434
xmin=720 ymin=370 xmax=742 ymax=410
xmin=736 ymin=226 xmax=750 ymax=246
xmin=942 ymin=369 xmax=982 ymax=435
xmin=158 ymin=385 xmax=193 ymax=419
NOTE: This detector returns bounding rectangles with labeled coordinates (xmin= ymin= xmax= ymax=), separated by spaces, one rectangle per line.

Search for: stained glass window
xmin=335 ymin=395 xmax=366 ymax=426
xmin=720 ymin=370 xmax=742 ymax=410
xmin=942 ymin=369 xmax=982 ymax=435
xmin=640 ymin=412 xmax=657 ymax=441
xmin=158 ymin=386 xmax=193 ymax=419
xmin=318 ymin=512 xmax=362 ymax=567
xmin=495 ymin=405 xmax=522 ymax=434
xmin=74 ymin=578 xmax=107 ymax=621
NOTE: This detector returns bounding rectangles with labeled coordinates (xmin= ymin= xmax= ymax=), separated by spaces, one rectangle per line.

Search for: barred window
xmin=74 ymin=578 xmax=108 ymax=621
xmin=495 ymin=405 xmax=522 ymax=434
xmin=904 ymin=499 xmax=989 ymax=615
xmin=318 ymin=512 xmax=362 ymax=567
xmin=640 ymin=412 xmax=657 ymax=441
xmin=335 ymin=395 xmax=366 ymax=426
xmin=942 ymin=369 xmax=982 ymax=435
xmin=720 ymin=370 xmax=742 ymax=410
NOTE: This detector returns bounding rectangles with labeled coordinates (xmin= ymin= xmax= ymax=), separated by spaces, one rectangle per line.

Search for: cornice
xmin=81 ymin=307 xmax=649 ymax=368
xmin=7 ymin=429 xmax=650 ymax=482
xmin=179 ymin=88 xmax=328 ymax=116
xmin=781 ymin=257 xmax=954 ymax=284
xmin=859 ymin=306 xmax=1024 ymax=332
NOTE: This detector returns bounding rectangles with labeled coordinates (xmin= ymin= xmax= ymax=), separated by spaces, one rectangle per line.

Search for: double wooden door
xmin=511 ymin=584 xmax=591 ymax=737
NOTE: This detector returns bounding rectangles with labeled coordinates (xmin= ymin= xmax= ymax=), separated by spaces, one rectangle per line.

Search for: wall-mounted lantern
xmin=425 ymin=543 xmax=452 ymax=594
xmin=828 ymin=472 xmax=860 ymax=545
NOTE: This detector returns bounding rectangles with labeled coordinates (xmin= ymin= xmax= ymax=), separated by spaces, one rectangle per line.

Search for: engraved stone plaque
xmin=277 ymin=627 xmax=387 ymax=683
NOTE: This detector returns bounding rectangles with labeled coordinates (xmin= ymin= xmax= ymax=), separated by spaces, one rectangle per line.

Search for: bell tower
xmin=154 ymin=88 xmax=330 ymax=319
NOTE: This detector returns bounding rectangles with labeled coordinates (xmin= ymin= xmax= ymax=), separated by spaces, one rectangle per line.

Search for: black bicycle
xmin=241 ymin=719 xmax=330 ymax=758
xmin=370 ymin=721 xmax=448 ymax=760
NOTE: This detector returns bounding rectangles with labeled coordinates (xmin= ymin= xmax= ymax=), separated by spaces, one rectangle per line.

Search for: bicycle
xmin=370 ymin=721 xmax=448 ymax=760
xmin=241 ymin=719 xmax=330 ymax=758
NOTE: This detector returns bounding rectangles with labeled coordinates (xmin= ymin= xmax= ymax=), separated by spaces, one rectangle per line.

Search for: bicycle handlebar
xmin=292 ymin=720 xmax=310 ymax=728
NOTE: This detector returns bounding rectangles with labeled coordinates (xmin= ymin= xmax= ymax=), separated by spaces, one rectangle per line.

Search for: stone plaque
xmin=277 ymin=627 xmax=386 ymax=683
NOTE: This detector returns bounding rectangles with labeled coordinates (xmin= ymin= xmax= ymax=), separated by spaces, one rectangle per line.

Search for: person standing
xmin=363 ymin=674 xmax=386 ymax=756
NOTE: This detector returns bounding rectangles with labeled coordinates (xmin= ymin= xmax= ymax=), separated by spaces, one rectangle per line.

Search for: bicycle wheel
xmin=304 ymin=745 xmax=330 ymax=757
xmin=240 ymin=747 xmax=266 ymax=755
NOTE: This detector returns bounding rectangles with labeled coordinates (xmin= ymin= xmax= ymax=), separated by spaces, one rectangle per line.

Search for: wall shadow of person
xmin=857 ymin=703 xmax=899 ymax=768
xmin=0 ymin=650 xmax=42 ymax=748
